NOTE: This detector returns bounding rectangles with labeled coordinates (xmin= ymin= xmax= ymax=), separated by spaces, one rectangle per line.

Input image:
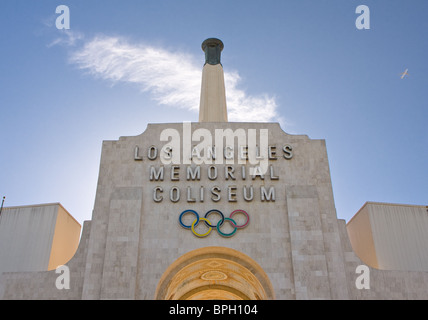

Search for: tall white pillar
xmin=199 ymin=38 xmax=228 ymax=122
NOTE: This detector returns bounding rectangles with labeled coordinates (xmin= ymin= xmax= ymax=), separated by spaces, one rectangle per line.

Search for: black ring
xmin=204 ymin=209 xmax=225 ymax=228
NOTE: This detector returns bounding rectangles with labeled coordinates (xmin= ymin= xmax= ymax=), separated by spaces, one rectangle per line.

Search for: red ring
xmin=229 ymin=210 xmax=249 ymax=229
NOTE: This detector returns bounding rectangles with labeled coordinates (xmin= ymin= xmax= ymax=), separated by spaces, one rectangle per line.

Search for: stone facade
xmin=1 ymin=122 xmax=427 ymax=299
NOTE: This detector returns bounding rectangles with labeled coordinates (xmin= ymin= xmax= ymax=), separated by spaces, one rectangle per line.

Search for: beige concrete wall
xmin=0 ymin=204 xmax=58 ymax=274
xmin=0 ymin=203 xmax=81 ymax=276
xmin=368 ymin=202 xmax=428 ymax=271
xmin=347 ymin=202 xmax=428 ymax=272
xmin=339 ymin=218 xmax=428 ymax=300
xmin=0 ymin=220 xmax=91 ymax=300
xmin=346 ymin=204 xmax=379 ymax=268
xmin=48 ymin=204 xmax=81 ymax=271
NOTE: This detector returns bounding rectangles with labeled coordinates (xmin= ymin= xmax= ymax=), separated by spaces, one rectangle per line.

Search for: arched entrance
xmin=155 ymin=246 xmax=275 ymax=300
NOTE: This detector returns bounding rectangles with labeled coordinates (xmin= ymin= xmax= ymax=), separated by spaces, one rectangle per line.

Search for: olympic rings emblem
xmin=179 ymin=209 xmax=250 ymax=238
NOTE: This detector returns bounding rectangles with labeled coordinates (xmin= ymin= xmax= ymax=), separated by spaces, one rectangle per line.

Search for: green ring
xmin=216 ymin=218 xmax=237 ymax=238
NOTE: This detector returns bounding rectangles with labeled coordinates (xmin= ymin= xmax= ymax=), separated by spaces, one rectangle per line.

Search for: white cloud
xmin=68 ymin=34 xmax=278 ymax=122
xmin=48 ymin=30 xmax=85 ymax=48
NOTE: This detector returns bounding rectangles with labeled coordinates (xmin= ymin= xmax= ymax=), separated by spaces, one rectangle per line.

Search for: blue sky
xmin=0 ymin=0 xmax=427 ymax=225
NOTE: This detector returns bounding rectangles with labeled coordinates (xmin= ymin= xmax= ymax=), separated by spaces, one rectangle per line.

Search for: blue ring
xmin=179 ymin=210 xmax=199 ymax=229
xmin=204 ymin=209 xmax=225 ymax=228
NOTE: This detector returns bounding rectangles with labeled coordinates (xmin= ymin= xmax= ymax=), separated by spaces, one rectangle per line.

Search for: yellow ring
xmin=191 ymin=217 xmax=212 ymax=238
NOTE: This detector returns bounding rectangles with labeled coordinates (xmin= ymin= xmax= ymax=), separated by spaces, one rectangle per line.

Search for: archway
xmin=155 ymin=246 xmax=275 ymax=300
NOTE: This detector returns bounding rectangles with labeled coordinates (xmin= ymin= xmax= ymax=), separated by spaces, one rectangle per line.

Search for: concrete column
xmin=199 ymin=38 xmax=228 ymax=122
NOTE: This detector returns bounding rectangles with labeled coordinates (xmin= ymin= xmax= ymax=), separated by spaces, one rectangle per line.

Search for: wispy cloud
xmin=48 ymin=30 xmax=85 ymax=48
xmin=67 ymin=34 xmax=278 ymax=122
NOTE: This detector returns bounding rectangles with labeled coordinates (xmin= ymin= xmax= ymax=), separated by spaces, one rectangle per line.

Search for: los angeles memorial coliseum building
xmin=1 ymin=39 xmax=427 ymax=300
